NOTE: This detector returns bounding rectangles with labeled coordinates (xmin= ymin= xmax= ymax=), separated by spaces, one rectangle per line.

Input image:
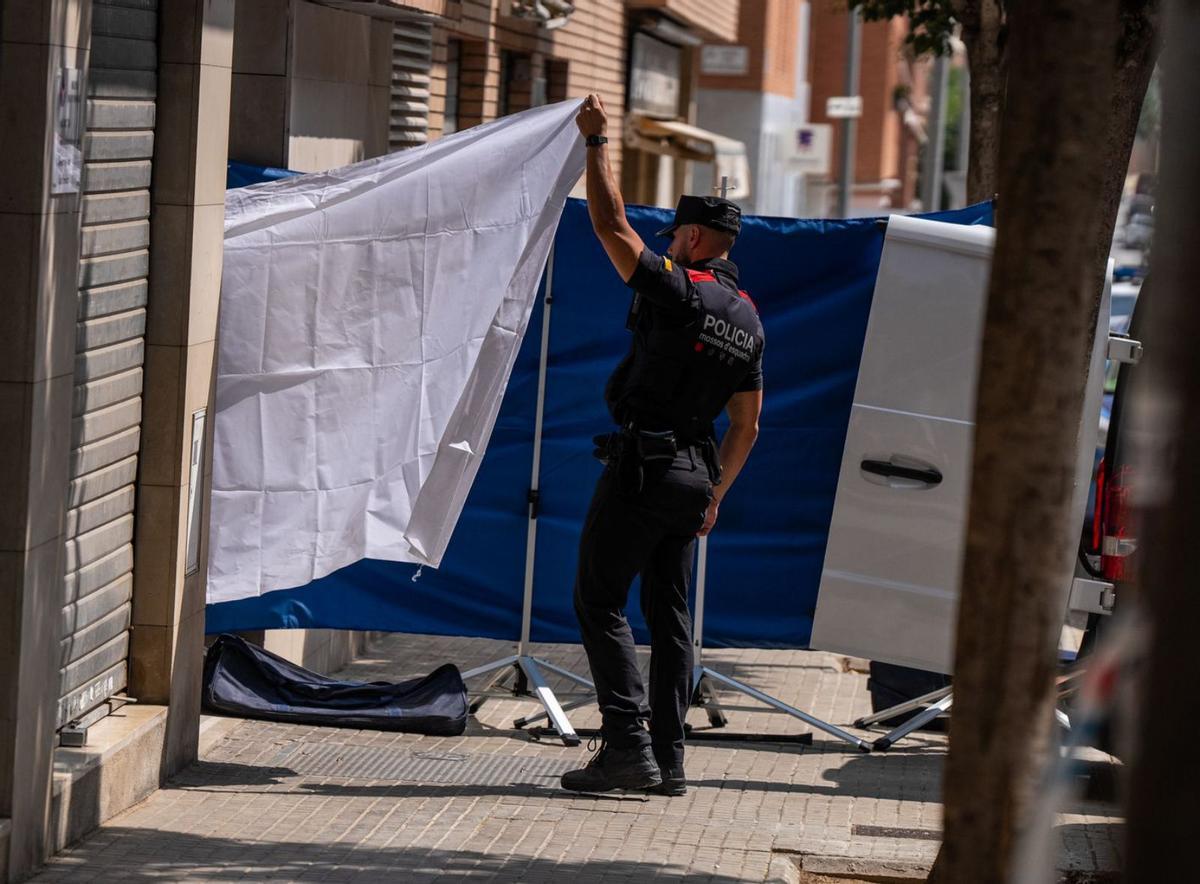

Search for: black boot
xmin=560 ymin=738 xmax=662 ymax=792
xmin=648 ymin=765 xmax=687 ymax=796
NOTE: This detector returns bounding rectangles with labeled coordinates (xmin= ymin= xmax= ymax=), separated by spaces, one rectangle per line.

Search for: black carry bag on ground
xmin=202 ymin=633 xmax=468 ymax=735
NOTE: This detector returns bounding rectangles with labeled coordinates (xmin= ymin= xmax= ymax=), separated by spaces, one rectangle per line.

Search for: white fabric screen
xmin=208 ymin=100 xmax=585 ymax=604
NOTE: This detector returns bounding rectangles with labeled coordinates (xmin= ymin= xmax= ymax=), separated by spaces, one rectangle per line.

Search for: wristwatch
xmin=585 ymin=135 xmax=609 ymax=147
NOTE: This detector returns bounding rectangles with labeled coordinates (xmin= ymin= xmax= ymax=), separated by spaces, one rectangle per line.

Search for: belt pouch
xmin=635 ymin=430 xmax=677 ymax=463
xmin=700 ymin=437 xmax=723 ymax=485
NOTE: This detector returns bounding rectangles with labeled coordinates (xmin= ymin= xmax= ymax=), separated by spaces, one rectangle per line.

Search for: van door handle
xmin=860 ymin=459 xmax=943 ymax=486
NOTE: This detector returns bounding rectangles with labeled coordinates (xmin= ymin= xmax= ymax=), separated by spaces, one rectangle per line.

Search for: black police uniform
xmin=573 ymin=214 xmax=764 ymax=775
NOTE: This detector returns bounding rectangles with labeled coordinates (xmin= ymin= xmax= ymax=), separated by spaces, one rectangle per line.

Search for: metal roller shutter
xmin=390 ymin=21 xmax=432 ymax=150
xmin=59 ymin=0 xmax=157 ymax=729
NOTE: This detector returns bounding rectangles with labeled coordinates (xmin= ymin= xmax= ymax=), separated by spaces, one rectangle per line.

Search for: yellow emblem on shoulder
xmin=663 ymin=257 xmax=673 ymax=272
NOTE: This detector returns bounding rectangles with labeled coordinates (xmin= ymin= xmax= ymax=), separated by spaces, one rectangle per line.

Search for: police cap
xmin=655 ymin=195 xmax=742 ymax=239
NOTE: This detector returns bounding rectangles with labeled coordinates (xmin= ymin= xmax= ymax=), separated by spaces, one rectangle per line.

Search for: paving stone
xmin=31 ymin=634 xmax=1122 ymax=882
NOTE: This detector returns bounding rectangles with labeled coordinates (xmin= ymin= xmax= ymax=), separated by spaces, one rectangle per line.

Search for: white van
xmin=810 ymin=215 xmax=1112 ymax=677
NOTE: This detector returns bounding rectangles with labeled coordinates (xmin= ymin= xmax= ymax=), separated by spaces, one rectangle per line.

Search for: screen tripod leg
xmin=463 ymin=655 xmax=519 ymax=714
xmin=518 ymin=657 xmax=581 ymax=747
xmin=514 ymin=694 xmax=594 ymax=729
xmin=692 ymin=669 xmax=728 ymax=728
xmin=854 ymin=686 xmax=952 ymax=729
xmin=872 ymin=693 xmax=953 ymax=751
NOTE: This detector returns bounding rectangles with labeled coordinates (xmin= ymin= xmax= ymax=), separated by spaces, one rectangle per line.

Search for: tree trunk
xmin=1089 ymin=0 xmax=1162 ymax=287
xmin=1123 ymin=2 xmax=1200 ymax=879
xmin=929 ymin=3 xmax=1122 ymax=882
xmin=955 ymin=0 xmax=1006 ymax=202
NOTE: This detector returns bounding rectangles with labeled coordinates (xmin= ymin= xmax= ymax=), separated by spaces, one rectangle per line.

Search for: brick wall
xmin=698 ymin=0 xmax=800 ymax=97
xmin=762 ymin=0 xmax=801 ymax=96
xmin=809 ymin=4 xmax=911 ymax=185
xmin=427 ymin=1 xmax=628 ymax=177
xmin=627 ymin=0 xmax=739 ymax=42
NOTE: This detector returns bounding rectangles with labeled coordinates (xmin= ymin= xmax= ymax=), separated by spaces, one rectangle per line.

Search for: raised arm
xmin=699 ymin=389 xmax=762 ymax=537
xmin=576 ymin=93 xmax=644 ymax=282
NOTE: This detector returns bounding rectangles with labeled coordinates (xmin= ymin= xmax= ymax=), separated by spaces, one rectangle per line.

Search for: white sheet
xmin=207 ymin=100 xmax=585 ymax=604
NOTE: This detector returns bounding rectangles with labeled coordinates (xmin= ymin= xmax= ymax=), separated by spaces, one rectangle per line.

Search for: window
xmin=499 ymin=50 xmax=515 ymax=116
xmin=444 ymin=39 xmax=462 ymax=135
xmin=545 ymin=58 xmax=569 ymax=105
xmin=499 ymin=50 xmax=534 ymax=116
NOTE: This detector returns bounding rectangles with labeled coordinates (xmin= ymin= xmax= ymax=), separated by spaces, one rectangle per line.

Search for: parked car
xmin=1109 ymin=281 xmax=1140 ymax=335
xmin=1087 ymin=277 xmax=1141 ymax=533
xmin=1079 ymin=278 xmax=1149 ymax=658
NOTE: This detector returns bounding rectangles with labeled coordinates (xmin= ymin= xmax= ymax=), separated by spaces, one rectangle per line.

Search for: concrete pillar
xmin=229 ymin=0 xmax=291 ymax=168
xmin=129 ymin=0 xmax=233 ymax=778
xmin=0 ymin=1 xmax=93 ymax=877
xmin=0 ymin=0 xmax=94 ymax=873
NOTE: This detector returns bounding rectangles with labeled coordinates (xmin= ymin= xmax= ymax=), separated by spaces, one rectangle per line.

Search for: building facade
xmin=618 ymin=0 xmax=743 ymax=207
xmin=693 ymin=1 xmax=933 ymax=219
xmin=2 ymin=1 xmax=235 ymax=878
xmin=807 ymin=3 xmax=928 ymax=216
xmin=225 ymin=0 xmax=747 ymax=206
xmin=692 ymin=0 xmax=813 ymax=216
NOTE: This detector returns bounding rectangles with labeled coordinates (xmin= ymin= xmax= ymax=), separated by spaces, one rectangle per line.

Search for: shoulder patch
xmin=663 ymin=257 xmax=673 ymax=272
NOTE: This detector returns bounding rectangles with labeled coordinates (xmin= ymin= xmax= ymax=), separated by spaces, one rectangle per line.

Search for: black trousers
xmin=573 ymin=449 xmax=712 ymax=769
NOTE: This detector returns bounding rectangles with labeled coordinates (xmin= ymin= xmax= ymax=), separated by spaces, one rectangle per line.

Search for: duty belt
xmin=592 ymin=426 xmax=722 ymax=493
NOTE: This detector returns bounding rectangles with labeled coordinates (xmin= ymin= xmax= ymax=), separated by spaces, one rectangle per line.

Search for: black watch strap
xmin=585 ymin=134 xmax=609 ymax=147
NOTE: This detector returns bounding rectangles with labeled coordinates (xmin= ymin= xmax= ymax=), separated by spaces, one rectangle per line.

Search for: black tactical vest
xmin=605 ymin=254 xmax=764 ymax=441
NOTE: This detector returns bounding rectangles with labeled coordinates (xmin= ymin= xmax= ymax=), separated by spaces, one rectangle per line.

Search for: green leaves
xmin=847 ymin=0 xmax=959 ymax=56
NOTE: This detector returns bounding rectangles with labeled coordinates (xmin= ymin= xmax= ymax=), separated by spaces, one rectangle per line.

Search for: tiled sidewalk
xmin=33 ymin=634 xmax=1122 ymax=882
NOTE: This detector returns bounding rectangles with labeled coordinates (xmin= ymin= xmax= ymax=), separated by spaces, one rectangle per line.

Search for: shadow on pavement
xmin=171 ymin=761 xmax=299 ymax=788
xmin=163 ymin=744 xmax=946 ymax=803
xmin=39 ymin=830 xmax=749 ymax=882
xmin=698 ymin=658 xmax=843 ymax=674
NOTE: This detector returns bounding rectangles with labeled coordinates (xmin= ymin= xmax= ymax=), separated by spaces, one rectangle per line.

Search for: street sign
xmin=701 ymin=45 xmax=750 ymax=76
xmin=826 ymin=95 xmax=863 ymax=119
xmin=786 ymin=123 xmax=832 ymax=174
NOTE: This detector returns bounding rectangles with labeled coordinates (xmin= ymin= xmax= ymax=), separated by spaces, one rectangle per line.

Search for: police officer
xmin=562 ymin=94 xmax=764 ymax=795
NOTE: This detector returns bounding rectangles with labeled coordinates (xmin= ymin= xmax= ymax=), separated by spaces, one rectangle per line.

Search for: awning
xmin=308 ymin=0 xmax=448 ymax=22
xmin=625 ymin=113 xmax=751 ymax=200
